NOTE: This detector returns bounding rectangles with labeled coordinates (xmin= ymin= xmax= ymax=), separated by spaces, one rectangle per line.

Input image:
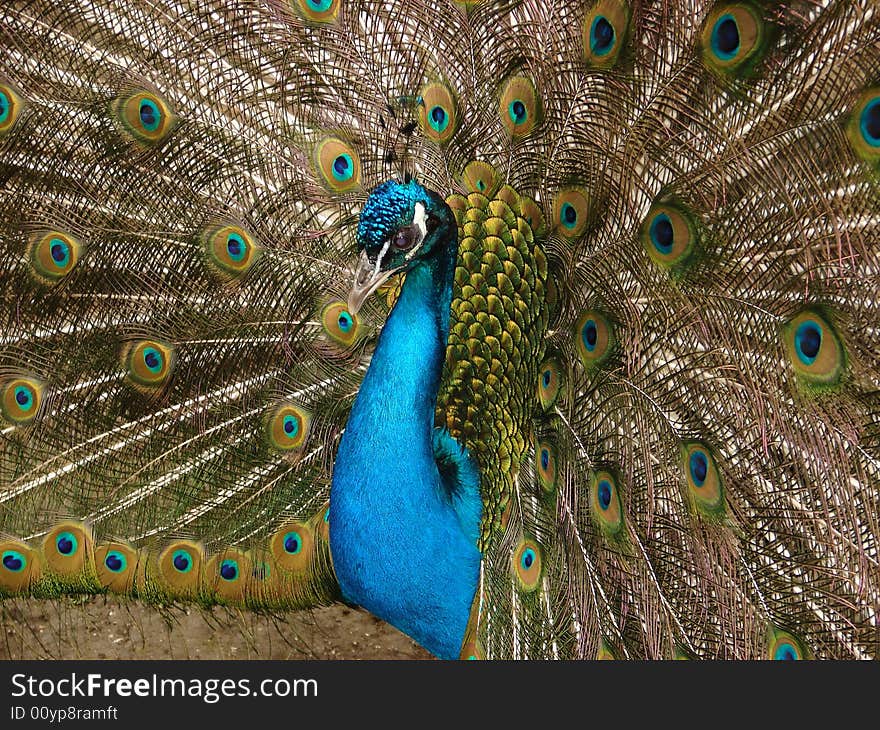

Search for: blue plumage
xmin=330 ymin=181 xmax=480 ymax=659
xmin=431 ymin=429 xmax=482 ymax=546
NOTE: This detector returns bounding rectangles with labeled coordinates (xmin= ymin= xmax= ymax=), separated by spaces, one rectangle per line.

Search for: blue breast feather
xmin=329 ymin=261 xmax=482 ymax=659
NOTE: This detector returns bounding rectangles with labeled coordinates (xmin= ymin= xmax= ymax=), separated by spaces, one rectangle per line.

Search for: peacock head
xmin=348 ymin=179 xmax=455 ymax=314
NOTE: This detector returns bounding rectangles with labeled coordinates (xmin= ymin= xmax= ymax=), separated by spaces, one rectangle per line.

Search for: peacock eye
xmin=392 ymin=226 xmax=418 ymax=250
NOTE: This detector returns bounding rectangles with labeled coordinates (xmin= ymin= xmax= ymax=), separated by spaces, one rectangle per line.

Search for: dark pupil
xmin=145 ymin=351 xmax=160 ymax=369
xmin=227 ymin=237 xmax=242 ymax=255
xmin=51 ymin=243 xmax=66 ymax=262
xmin=716 ymin=17 xmax=740 ymax=54
xmin=799 ymin=325 xmax=821 ymax=359
xmin=654 ymin=217 xmax=674 ymax=249
xmin=585 ymin=322 xmax=597 ymax=346
xmin=594 ymin=17 xmax=614 ymax=50
xmin=542 ymin=370 xmax=551 ymax=387
xmin=333 ymin=156 xmax=349 ymax=175
xmin=220 ymin=563 xmax=238 ymax=580
xmin=512 ymin=100 xmax=526 ymax=122
xmin=692 ymin=453 xmax=708 ymax=483
xmin=394 ymin=229 xmax=414 ymax=249
xmin=598 ymin=482 xmax=612 ymax=509
xmin=563 ymin=204 xmax=577 ymax=224
xmin=15 ymin=390 xmax=29 ymax=405
xmin=778 ymin=645 xmax=796 ymax=660
xmin=866 ymin=103 xmax=880 ymax=140
xmin=173 ymin=554 xmax=190 ymax=571
xmin=139 ymin=103 xmax=156 ymax=126
xmin=284 ymin=418 xmax=296 ymax=434
xmin=431 ymin=106 xmax=446 ymax=124
xmin=57 ymin=537 xmax=74 ymax=555
xmin=105 ymin=554 xmax=123 ymax=571
xmin=541 ymin=450 xmax=549 ymax=470
xmin=523 ymin=551 xmax=533 ymax=568
xmin=284 ymin=535 xmax=299 ymax=553
xmin=3 ymin=554 xmax=22 ymax=571
xmin=339 ymin=313 xmax=350 ymax=328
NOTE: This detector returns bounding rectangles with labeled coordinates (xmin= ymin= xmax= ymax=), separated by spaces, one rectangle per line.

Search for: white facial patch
xmin=404 ymin=201 xmax=429 ymax=261
xmin=412 ymin=202 xmax=428 ymax=239
xmin=373 ymin=237 xmax=392 ymax=277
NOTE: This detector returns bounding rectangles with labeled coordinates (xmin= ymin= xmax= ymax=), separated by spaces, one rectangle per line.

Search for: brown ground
xmin=0 ymin=597 xmax=432 ymax=660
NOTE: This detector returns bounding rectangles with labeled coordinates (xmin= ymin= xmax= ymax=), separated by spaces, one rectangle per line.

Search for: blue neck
xmin=329 ymin=241 xmax=480 ymax=659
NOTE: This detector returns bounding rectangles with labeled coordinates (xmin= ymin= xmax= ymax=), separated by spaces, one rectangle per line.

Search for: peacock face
xmin=348 ymin=179 xmax=454 ymax=314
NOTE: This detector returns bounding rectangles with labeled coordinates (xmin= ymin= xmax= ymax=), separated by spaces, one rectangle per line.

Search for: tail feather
xmin=1 ymin=0 xmax=878 ymax=658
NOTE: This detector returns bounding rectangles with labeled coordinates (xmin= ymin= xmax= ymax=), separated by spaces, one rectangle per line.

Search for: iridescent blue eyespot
xmin=14 ymin=386 xmax=33 ymax=410
xmin=581 ymin=319 xmax=598 ymax=352
xmin=316 ymin=138 xmax=360 ymax=191
xmin=2 ymin=550 xmax=25 ymax=572
xmin=509 ymin=100 xmax=527 ymax=125
xmin=104 ymin=551 xmax=126 ymax=573
xmin=324 ymin=508 xmax=330 ymax=523
xmin=860 ymin=98 xmax=880 ymax=147
xmin=783 ymin=310 xmax=844 ymax=387
xmin=143 ymin=347 xmax=163 ymax=373
xmin=337 ymin=311 xmax=353 ymax=333
xmin=540 ymin=448 xmax=549 ymax=471
xmin=283 ymin=531 xmax=302 ymax=555
xmin=584 ymin=1 xmax=630 ymax=69
xmin=774 ymin=642 xmax=798 ymax=660
xmin=139 ymin=99 xmax=161 ymax=132
xmin=689 ymin=451 xmax=708 ymax=487
xmin=598 ymin=479 xmax=612 ymax=510
xmin=794 ymin=321 xmax=822 ymax=364
xmin=429 ymin=105 xmax=449 ymax=133
xmin=172 ymin=549 xmax=192 ymax=573
xmin=127 ymin=340 xmax=173 ymax=387
xmin=649 ymin=213 xmax=674 ymax=254
xmin=542 ymin=369 xmax=551 ymax=388
xmin=56 ymin=532 xmax=77 ymax=556
xmin=144 ymin=347 xmax=162 ymax=373
xmin=711 ymin=14 xmax=740 ymax=60
xmin=282 ymin=414 xmax=299 ymax=437
xmin=50 ymin=238 xmax=70 ymax=267
xmin=419 ymin=83 xmax=457 ymax=143
xmin=115 ymin=92 xmax=173 ymax=144
xmin=560 ymin=202 xmax=578 ymax=229
xmin=590 ymin=16 xmax=615 ymax=56
xmin=332 ymin=153 xmax=354 ymax=182
xmin=219 ymin=559 xmax=238 ymax=581
xmin=514 ymin=540 xmax=541 ymax=589
xmin=0 ymin=91 xmax=9 ymax=124
xmin=307 ymin=0 xmax=333 ymax=9
xmin=226 ymin=233 xmax=246 ymax=262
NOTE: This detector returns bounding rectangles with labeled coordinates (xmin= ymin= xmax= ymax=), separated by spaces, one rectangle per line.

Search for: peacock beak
xmin=348 ymin=249 xmax=395 ymax=315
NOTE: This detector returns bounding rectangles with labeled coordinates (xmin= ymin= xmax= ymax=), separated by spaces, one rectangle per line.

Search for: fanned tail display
xmin=1 ymin=0 xmax=878 ymax=659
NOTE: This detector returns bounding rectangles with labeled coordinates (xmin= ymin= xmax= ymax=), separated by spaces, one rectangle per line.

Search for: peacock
xmin=0 ymin=0 xmax=878 ymax=661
